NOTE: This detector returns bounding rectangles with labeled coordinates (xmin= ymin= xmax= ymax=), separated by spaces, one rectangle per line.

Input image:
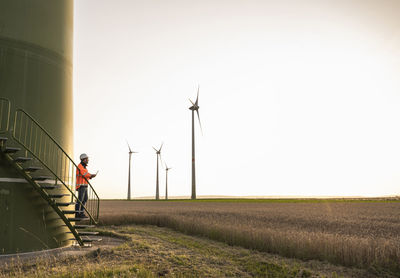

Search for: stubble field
xmin=99 ymin=199 xmax=400 ymax=275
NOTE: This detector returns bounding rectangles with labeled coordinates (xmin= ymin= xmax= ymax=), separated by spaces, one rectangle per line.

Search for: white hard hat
xmin=80 ymin=153 xmax=89 ymax=160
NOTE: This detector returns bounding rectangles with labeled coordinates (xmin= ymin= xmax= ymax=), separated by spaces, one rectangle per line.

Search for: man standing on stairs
xmin=75 ymin=153 xmax=97 ymax=218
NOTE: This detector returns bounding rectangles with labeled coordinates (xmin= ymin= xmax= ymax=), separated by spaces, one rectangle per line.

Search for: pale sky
xmin=73 ymin=0 xmax=400 ymax=199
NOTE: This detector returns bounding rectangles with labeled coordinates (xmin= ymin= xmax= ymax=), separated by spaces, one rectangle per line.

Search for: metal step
xmin=82 ymin=237 xmax=102 ymax=243
xmin=55 ymin=202 xmax=75 ymax=207
xmin=0 ymin=137 xmax=8 ymax=142
xmin=78 ymin=231 xmax=99 ymax=236
xmin=4 ymin=147 xmax=21 ymax=153
xmin=49 ymin=194 xmax=69 ymax=198
xmin=14 ymin=157 xmax=32 ymax=163
xmin=32 ymin=176 xmax=52 ymax=181
xmin=79 ymin=231 xmax=99 ymax=236
xmin=66 ymin=238 xmax=102 ymax=243
xmin=68 ymin=217 xmax=89 ymax=221
xmin=62 ymin=210 xmax=83 ymax=215
xmin=23 ymin=166 xmax=43 ymax=172
xmin=41 ymin=185 xmax=57 ymax=190
xmin=74 ymin=224 xmax=95 ymax=229
xmin=67 ymin=231 xmax=99 ymax=235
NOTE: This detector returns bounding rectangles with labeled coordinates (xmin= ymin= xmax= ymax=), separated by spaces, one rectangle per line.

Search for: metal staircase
xmin=0 ymin=98 xmax=101 ymax=247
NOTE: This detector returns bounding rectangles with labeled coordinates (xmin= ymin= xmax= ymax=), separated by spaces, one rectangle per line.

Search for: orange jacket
xmin=76 ymin=163 xmax=92 ymax=189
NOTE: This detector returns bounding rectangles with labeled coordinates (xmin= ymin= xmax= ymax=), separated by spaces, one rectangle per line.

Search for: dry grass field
xmin=0 ymin=225 xmax=378 ymax=277
xmin=99 ymin=199 xmax=400 ymax=275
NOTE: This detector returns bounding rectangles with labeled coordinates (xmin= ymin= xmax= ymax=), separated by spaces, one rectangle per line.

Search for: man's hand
xmin=91 ymin=173 xmax=97 ymax=178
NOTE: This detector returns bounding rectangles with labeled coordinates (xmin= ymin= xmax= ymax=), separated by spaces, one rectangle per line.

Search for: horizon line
xmin=104 ymin=194 xmax=400 ymax=200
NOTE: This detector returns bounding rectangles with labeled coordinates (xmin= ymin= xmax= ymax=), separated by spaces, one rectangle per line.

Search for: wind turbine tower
xmin=153 ymin=143 xmax=163 ymax=200
xmin=165 ymin=163 xmax=172 ymax=200
xmin=126 ymin=141 xmax=138 ymax=200
xmin=189 ymin=86 xmax=202 ymax=200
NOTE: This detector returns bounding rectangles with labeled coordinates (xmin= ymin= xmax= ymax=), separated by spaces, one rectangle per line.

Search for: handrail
xmin=0 ymin=98 xmax=10 ymax=133
xmin=12 ymin=108 xmax=100 ymax=223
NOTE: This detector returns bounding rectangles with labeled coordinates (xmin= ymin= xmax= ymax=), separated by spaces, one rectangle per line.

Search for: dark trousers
xmin=75 ymin=186 xmax=88 ymax=216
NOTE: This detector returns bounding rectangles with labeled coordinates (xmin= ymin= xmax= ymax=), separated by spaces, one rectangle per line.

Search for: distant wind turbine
xmin=189 ymin=86 xmax=202 ymax=200
xmin=126 ymin=141 xmax=138 ymax=200
xmin=153 ymin=143 xmax=163 ymax=200
xmin=164 ymin=162 xmax=172 ymax=200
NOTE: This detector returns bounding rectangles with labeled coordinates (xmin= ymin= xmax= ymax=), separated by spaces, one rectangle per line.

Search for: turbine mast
xmin=126 ymin=141 xmax=136 ymax=200
xmin=189 ymin=87 xmax=201 ymax=200
xmin=128 ymin=152 xmax=132 ymax=200
xmin=154 ymin=144 xmax=162 ymax=200
xmin=166 ymin=168 xmax=168 ymax=200
xmin=156 ymin=153 xmax=159 ymax=200
xmin=191 ymin=109 xmax=196 ymax=199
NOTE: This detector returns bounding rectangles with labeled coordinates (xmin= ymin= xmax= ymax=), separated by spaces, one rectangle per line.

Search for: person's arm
xmin=81 ymin=168 xmax=92 ymax=179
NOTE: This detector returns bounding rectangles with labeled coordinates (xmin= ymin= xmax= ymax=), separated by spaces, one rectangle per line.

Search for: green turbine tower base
xmin=0 ymin=0 xmax=74 ymax=254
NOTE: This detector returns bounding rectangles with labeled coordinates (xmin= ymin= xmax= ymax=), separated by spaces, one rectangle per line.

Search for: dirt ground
xmin=0 ymin=235 xmax=124 ymax=267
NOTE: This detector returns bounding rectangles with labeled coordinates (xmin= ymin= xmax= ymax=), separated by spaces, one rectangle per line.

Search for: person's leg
xmin=75 ymin=187 xmax=83 ymax=217
xmin=80 ymin=187 xmax=88 ymax=217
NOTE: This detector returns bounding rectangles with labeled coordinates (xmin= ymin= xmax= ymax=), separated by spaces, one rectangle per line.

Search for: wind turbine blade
xmin=196 ymin=110 xmax=203 ymax=134
xmin=195 ymin=85 xmax=199 ymax=105
xmin=133 ymin=151 xmax=139 ymax=154
xmin=152 ymin=147 xmax=158 ymax=152
xmin=159 ymin=142 xmax=164 ymax=152
xmin=189 ymin=99 xmax=195 ymax=106
xmin=126 ymin=140 xmax=132 ymax=152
